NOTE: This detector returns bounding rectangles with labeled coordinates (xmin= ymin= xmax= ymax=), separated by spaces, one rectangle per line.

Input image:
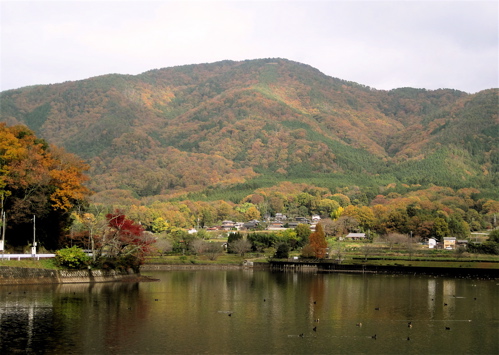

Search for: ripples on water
xmin=0 ymin=271 xmax=497 ymax=354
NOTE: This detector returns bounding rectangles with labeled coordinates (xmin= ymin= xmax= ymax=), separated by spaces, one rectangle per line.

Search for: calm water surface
xmin=0 ymin=270 xmax=497 ymax=354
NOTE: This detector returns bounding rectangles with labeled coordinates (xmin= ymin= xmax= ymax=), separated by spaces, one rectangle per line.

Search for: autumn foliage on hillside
xmin=78 ymin=181 xmax=499 ymax=249
xmin=0 ymin=123 xmax=90 ymax=249
xmin=1 ymin=59 xmax=497 ymax=202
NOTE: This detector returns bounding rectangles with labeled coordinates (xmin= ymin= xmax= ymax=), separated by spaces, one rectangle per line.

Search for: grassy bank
xmin=339 ymin=258 xmax=499 ymax=269
xmin=1 ymin=250 xmax=497 ymax=271
xmin=0 ymin=259 xmax=58 ymax=269
xmin=145 ymin=254 xmax=268 ymax=265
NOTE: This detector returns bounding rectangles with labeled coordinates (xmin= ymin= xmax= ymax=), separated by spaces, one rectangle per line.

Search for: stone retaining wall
xmin=0 ymin=266 xmax=139 ymax=285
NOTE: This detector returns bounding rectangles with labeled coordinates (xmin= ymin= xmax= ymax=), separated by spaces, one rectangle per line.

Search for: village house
xmin=309 ymin=222 xmax=318 ymax=232
xmin=221 ymin=220 xmax=235 ymax=230
xmin=267 ymin=221 xmax=285 ymax=230
xmin=275 ymin=213 xmax=287 ymax=221
xmin=428 ymin=237 xmax=437 ymax=249
xmin=295 ymin=217 xmax=310 ymax=224
xmin=243 ymin=220 xmax=259 ymax=230
xmin=443 ymin=237 xmax=456 ymax=250
xmin=235 ymin=222 xmax=245 ymax=230
xmin=342 ymin=233 xmax=366 ymax=241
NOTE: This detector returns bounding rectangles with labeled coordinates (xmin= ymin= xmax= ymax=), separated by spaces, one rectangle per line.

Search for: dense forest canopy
xmin=0 ymin=123 xmax=90 ymax=249
xmin=0 ymin=59 xmax=498 ymax=249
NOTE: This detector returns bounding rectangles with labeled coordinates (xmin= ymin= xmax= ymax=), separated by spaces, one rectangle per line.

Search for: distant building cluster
xmin=201 ymin=214 xmax=322 ymax=232
xmin=427 ymin=237 xmax=468 ymax=250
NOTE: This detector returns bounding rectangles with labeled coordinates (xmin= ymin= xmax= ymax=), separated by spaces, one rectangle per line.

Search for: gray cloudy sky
xmin=1 ymin=0 xmax=497 ymax=93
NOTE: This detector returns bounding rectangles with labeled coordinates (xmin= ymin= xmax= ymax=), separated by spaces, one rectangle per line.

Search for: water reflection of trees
xmin=0 ymin=282 xmax=147 ymax=354
xmin=52 ymin=282 xmax=147 ymax=353
xmin=0 ymin=285 xmax=57 ymax=353
xmin=1 ymin=273 xmax=496 ymax=354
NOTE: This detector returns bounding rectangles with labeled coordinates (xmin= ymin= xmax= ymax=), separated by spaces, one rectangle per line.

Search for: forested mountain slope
xmin=1 ymin=58 xmax=498 ymax=201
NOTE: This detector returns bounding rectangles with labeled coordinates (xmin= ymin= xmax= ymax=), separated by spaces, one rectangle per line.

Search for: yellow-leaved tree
xmin=0 ymin=124 xmax=91 ymax=250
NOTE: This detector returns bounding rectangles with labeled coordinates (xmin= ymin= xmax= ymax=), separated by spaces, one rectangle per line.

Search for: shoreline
xmin=141 ymin=260 xmax=499 ymax=279
xmin=269 ymin=260 xmax=499 ymax=279
xmin=1 ymin=260 xmax=497 ymax=285
xmin=0 ymin=266 xmax=142 ymax=286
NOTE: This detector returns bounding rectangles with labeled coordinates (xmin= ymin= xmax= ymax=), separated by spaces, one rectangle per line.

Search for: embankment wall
xmin=0 ymin=266 xmax=139 ymax=285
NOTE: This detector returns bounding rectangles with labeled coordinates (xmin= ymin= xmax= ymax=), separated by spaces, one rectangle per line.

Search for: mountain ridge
xmin=1 ymin=58 xmax=497 ymax=201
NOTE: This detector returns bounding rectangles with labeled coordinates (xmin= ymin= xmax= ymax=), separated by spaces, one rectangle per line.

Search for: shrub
xmin=247 ymin=232 xmax=279 ymax=252
xmin=227 ymin=232 xmax=244 ymax=253
xmin=275 ymin=243 xmax=290 ymax=259
xmin=488 ymin=229 xmax=499 ymax=243
xmin=92 ymin=255 xmax=142 ymax=272
xmin=469 ymin=241 xmax=499 ymax=255
xmin=301 ymin=244 xmax=316 ymax=259
xmin=204 ymin=242 xmax=222 ymax=260
xmin=55 ymin=246 xmax=90 ymax=269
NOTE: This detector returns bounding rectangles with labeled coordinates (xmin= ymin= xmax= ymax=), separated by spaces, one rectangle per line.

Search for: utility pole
xmin=32 ymin=215 xmax=37 ymax=256
xmin=1 ymin=212 xmax=5 ymax=258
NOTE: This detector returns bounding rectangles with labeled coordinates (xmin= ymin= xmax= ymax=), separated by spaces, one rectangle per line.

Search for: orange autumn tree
xmin=309 ymin=223 xmax=327 ymax=259
xmin=0 ymin=124 xmax=90 ymax=249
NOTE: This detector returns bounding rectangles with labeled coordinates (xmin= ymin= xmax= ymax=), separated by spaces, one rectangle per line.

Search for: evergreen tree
xmin=275 ymin=242 xmax=290 ymax=259
xmin=227 ymin=232 xmax=243 ymax=253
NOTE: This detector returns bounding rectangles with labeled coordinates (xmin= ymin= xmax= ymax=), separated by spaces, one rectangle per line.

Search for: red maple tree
xmin=104 ymin=211 xmax=156 ymax=263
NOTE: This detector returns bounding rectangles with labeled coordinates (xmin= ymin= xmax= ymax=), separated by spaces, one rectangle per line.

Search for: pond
xmin=0 ymin=269 xmax=497 ymax=354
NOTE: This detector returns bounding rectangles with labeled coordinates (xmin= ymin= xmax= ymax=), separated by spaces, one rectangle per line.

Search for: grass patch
xmin=144 ymin=254 xmax=252 ymax=265
xmin=338 ymin=258 xmax=499 ymax=269
xmin=0 ymin=258 xmax=58 ymax=269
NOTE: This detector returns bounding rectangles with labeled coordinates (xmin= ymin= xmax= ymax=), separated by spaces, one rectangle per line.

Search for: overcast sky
xmin=1 ymin=0 xmax=497 ymax=93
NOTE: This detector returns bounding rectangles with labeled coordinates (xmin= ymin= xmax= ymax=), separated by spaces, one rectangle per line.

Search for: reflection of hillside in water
xmin=0 ymin=272 xmax=497 ymax=354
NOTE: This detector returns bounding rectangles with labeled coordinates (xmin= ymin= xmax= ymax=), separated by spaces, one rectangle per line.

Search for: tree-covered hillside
xmin=1 ymin=58 xmax=498 ymax=201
